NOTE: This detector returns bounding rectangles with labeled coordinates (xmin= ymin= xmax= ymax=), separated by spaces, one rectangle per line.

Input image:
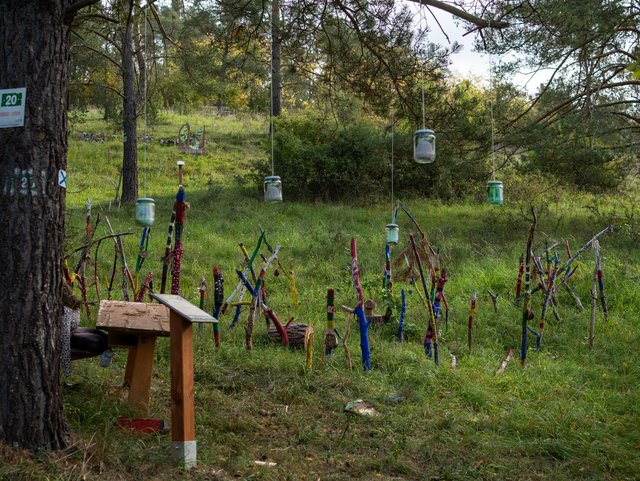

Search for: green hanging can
xmin=487 ymin=180 xmax=503 ymax=206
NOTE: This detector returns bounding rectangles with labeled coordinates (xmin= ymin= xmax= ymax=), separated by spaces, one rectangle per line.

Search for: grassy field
xmin=2 ymin=109 xmax=640 ymax=480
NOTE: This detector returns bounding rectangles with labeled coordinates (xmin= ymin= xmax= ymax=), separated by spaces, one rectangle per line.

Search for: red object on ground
xmin=117 ymin=416 xmax=165 ymax=434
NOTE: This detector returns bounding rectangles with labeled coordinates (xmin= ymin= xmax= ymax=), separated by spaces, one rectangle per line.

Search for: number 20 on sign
xmin=1 ymin=92 xmax=22 ymax=107
xmin=0 ymin=88 xmax=26 ymax=128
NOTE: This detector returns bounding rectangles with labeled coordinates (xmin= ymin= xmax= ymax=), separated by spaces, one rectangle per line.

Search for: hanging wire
xmin=421 ymin=62 xmax=426 ymax=130
xmin=416 ymin=2 xmax=428 ymax=131
xmin=489 ymin=36 xmax=496 ymax=181
xmin=391 ymin=116 xmax=395 ymax=219
xmin=269 ymin=8 xmax=275 ymax=177
xmin=143 ymin=3 xmax=148 ymax=195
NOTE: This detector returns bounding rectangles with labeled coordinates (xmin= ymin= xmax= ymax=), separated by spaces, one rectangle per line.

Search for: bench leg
xmin=128 ymin=335 xmax=157 ymax=413
xmin=170 ymin=311 xmax=196 ymax=468
xmin=123 ymin=347 xmax=137 ymax=388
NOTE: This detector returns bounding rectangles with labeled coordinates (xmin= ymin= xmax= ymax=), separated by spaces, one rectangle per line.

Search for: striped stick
xmin=521 ymin=208 xmax=537 ymax=366
xmin=170 ymin=186 xmax=186 ymax=296
xmin=135 ymin=272 xmax=154 ymax=302
xmin=160 ymin=201 xmax=176 ymax=294
xmin=212 ymin=267 xmax=224 ymax=345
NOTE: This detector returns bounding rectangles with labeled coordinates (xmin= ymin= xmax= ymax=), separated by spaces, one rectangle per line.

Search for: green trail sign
xmin=0 ymin=88 xmax=26 ymax=128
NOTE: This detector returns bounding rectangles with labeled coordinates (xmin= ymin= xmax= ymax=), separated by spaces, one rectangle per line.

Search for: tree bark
xmin=0 ymin=0 xmax=72 ymax=450
xmin=121 ymin=6 xmax=138 ymax=204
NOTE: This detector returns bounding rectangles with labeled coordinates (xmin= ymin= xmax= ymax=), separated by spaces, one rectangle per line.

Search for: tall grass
xmin=2 ymin=109 xmax=639 ymax=481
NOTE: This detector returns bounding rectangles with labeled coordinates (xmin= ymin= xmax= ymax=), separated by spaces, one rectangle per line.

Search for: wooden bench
xmin=97 ymin=295 xmax=217 ymax=469
xmin=96 ymin=300 xmax=170 ymax=413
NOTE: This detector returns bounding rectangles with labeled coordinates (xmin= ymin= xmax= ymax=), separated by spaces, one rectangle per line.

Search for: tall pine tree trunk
xmin=121 ymin=11 xmax=138 ymax=204
xmin=0 ymin=0 xmax=72 ymax=450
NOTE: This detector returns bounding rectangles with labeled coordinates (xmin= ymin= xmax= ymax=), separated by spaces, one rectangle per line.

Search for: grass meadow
xmin=2 ymin=109 xmax=640 ymax=480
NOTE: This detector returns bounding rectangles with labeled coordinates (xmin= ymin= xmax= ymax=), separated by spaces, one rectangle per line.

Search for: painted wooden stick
xmin=212 ymin=266 xmax=224 ymax=345
xmin=170 ymin=186 xmax=186 ymax=296
xmin=245 ymin=282 xmax=258 ymax=351
xmin=531 ymin=252 xmax=562 ymax=322
xmin=468 ymin=291 xmax=477 ymax=352
xmin=442 ymin=293 xmax=449 ymax=330
xmin=397 ymin=289 xmax=406 ymax=342
xmin=350 ymin=238 xmax=371 ymax=370
xmin=229 ymin=287 xmax=245 ymax=330
xmin=589 ymin=261 xmax=598 ymax=349
xmin=85 ymin=198 xmax=92 ymax=238
xmin=537 ymin=254 xmax=558 ymax=349
xmin=160 ymin=201 xmax=176 ymax=294
xmin=239 ymin=242 xmax=258 ymax=284
xmin=410 ymin=234 xmax=438 ymax=365
xmin=496 ymin=348 xmax=514 ymax=375
xmin=259 ymin=226 xmax=298 ymax=311
xmin=134 ymin=226 xmax=151 ymax=292
xmin=325 ymin=289 xmax=337 ymax=355
xmin=593 ymin=240 xmax=608 ymax=321
xmin=521 ymin=208 xmax=537 ymax=366
xmin=135 ymin=272 xmax=154 ymax=302
xmin=556 ymin=225 xmax=612 ymax=278
xmin=432 ymin=269 xmax=447 ymax=320
xmin=306 ymin=331 xmax=314 ymax=371
xmin=383 ymin=244 xmax=392 ymax=290
xmin=262 ymin=302 xmax=289 ymax=347
xmin=515 ymin=254 xmax=524 ymax=304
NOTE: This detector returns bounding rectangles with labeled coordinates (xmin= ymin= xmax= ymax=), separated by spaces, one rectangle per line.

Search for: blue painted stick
xmin=397 ymin=289 xmax=406 ymax=342
xmin=350 ymin=238 xmax=371 ymax=371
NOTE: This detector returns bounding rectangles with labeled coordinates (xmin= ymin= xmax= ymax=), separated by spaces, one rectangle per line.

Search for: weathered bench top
xmin=150 ymin=293 xmax=217 ymax=324
xmin=96 ymin=300 xmax=170 ymax=336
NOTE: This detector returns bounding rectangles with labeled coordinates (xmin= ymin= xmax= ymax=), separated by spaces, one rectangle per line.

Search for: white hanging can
xmin=135 ymin=197 xmax=156 ymax=226
xmin=264 ymin=175 xmax=283 ymax=202
xmin=414 ymin=129 xmax=436 ymax=164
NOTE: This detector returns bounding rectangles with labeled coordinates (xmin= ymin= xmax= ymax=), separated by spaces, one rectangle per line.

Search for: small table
xmin=150 ymin=293 xmax=217 ymax=469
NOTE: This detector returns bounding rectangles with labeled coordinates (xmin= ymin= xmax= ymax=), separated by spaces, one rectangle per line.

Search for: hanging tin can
xmin=414 ymin=129 xmax=436 ymax=164
xmin=487 ymin=180 xmax=503 ymax=206
xmin=264 ymin=175 xmax=283 ymax=202
xmin=135 ymin=197 xmax=156 ymax=226
xmin=385 ymin=223 xmax=399 ymax=245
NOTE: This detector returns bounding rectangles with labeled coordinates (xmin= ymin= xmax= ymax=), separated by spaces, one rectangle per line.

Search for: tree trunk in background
xmin=0 ymin=0 xmax=72 ymax=450
xmin=121 ymin=12 xmax=138 ymax=204
xmin=271 ymin=0 xmax=282 ymax=117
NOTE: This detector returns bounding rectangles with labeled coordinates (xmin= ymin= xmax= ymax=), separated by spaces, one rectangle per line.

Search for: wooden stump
xmin=268 ymin=323 xmax=313 ymax=349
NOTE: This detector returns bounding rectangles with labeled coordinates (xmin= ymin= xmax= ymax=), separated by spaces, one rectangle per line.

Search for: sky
xmin=423 ymin=7 xmax=550 ymax=94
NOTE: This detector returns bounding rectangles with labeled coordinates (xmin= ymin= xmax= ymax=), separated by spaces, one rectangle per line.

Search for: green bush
xmin=254 ymin=111 xmax=389 ymax=202
xmin=254 ymin=109 xmax=510 ymax=203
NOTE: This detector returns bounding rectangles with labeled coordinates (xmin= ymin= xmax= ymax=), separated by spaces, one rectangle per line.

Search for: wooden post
xmin=128 ymin=336 xmax=157 ymax=411
xmin=150 ymin=293 xmax=217 ymax=470
xmin=169 ymin=309 xmax=196 ymax=467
